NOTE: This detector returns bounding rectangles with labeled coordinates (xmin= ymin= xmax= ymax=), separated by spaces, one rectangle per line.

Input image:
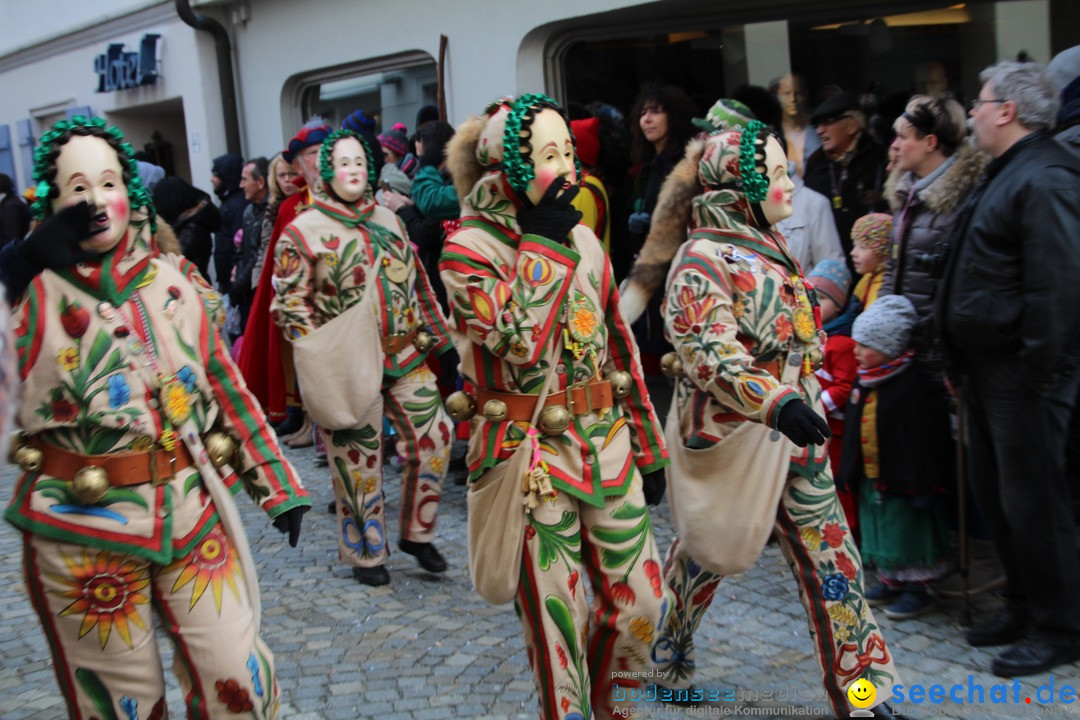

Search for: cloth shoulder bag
xmin=665 ymin=402 xmax=794 ymax=576
xmin=291 ymin=252 xmax=384 ymax=431
xmin=467 ymin=344 xmax=561 ymax=605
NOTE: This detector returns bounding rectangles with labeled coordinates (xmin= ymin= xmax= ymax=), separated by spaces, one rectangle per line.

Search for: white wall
xmin=230 ymin=0 xmax=651 ymax=156
xmin=0 ymin=0 xmax=166 ymax=57
xmin=0 ymin=8 xmax=222 ymax=195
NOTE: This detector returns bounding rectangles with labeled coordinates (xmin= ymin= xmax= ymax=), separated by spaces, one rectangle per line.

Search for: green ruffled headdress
xmin=500 ymin=93 xmax=583 ymax=199
xmin=31 ymin=115 xmax=156 ymax=233
xmin=318 ymin=127 xmax=375 ymax=199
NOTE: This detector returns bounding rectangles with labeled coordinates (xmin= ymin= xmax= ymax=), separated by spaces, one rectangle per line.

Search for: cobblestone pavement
xmin=1 ymin=426 xmax=1075 ymax=719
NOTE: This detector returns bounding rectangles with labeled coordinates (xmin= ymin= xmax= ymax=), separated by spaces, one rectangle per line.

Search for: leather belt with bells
xmin=28 ymin=438 xmax=195 ymax=487
xmin=382 ymin=327 xmax=418 ymax=354
xmin=476 ymin=379 xmax=614 ymax=435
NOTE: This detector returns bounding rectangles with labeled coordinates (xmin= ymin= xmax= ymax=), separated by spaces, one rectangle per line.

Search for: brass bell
xmin=14 ymin=446 xmax=44 ymax=473
xmin=71 ymin=466 xmax=110 ymax=505
xmin=482 ymin=399 xmax=508 ymax=423
xmin=445 ymin=391 xmax=477 ymax=422
xmin=608 ymin=370 xmax=633 ymax=399
xmin=205 ymin=431 xmax=240 ymax=471
xmin=8 ymin=431 xmax=28 ymax=465
xmin=413 ymin=329 xmax=436 ymax=353
xmin=538 ymin=404 xmax=572 ymax=436
xmin=660 ymin=352 xmax=684 ymax=378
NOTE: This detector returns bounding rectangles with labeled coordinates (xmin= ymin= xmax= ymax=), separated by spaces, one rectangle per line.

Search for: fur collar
xmin=886 ymin=142 xmax=989 ymax=216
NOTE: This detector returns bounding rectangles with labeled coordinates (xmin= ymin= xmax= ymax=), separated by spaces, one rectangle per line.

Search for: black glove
xmin=641 ymin=470 xmax=667 ymax=506
xmin=17 ymin=201 xmax=100 ymax=271
xmin=774 ymin=400 xmax=831 ymax=447
xmin=517 ymin=180 xmax=582 ymax=242
xmin=272 ymin=506 xmax=306 ymax=548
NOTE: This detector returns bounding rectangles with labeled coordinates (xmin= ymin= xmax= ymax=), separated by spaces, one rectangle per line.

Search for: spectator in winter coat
xmin=211 ymin=152 xmax=248 ymax=294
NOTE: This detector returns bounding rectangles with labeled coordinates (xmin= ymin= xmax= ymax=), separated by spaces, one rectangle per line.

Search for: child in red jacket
xmin=807 ymin=259 xmax=858 ymax=536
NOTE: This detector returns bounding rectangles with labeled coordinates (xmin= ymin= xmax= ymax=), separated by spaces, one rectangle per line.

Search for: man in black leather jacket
xmin=936 ymin=60 xmax=1080 ymax=678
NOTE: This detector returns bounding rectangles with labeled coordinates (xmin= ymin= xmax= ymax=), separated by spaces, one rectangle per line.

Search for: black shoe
xmin=274 ymin=409 xmax=303 ymax=436
xmin=869 ymin=702 xmax=909 ymax=719
xmin=352 ymin=566 xmax=390 ymax=586
xmin=398 ymin=540 xmax=447 ymax=573
xmin=327 ymin=500 xmax=336 ymax=514
xmin=314 ymin=453 xmax=329 ymax=468
xmin=991 ymin=638 xmax=1080 ymax=677
xmin=967 ymin=605 xmax=1028 ymax=647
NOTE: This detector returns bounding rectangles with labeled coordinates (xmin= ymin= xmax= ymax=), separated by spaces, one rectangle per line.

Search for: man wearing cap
xmin=238 ymin=120 xmax=333 ymax=427
xmin=936 ymin=60 xmax=1080 ymax=677
xmin=804 ymin=92 xmax=888 ymax=262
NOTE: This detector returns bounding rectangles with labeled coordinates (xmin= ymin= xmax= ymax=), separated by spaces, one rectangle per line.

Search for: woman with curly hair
xmin=440 ymin=94 xmax=671 ymax=720
xmin=4 ymin=116 xmax=309 ymax=718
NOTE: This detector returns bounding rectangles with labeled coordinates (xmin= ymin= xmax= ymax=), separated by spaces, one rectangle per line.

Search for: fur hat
xmin=852 ymin=294 xmax=916 ymax=358
xmin=851 ymin=212 xmax=893 ymax=258
xmin=807 ymin=259 xmax=852 ymax=308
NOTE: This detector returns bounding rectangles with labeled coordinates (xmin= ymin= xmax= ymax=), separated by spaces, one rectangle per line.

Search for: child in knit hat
xmin=838 ymin=294 xmax=954 ymax=620
xmin=807 ymin=259 xmax=859 ymax=535
xmin=850 ymin=212 xmax=893 ymax=309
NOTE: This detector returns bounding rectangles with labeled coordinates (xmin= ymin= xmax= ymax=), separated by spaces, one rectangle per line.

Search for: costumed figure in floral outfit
xmin=652 ymin=121 xmax=904 ymax=719
xmin=5 ymin=116 xmax=310 ymax=719
xmin=271 ymin=129 xmax=453 ymax=586
xmin=439 ymin=94 xmax=671 ymax=720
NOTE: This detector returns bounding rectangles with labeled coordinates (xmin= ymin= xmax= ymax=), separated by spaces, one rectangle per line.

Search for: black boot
xmin=352 ymin=566 xmax=390 ymax=586
xmin=992 ymin=637 xmax=1080 ymax=677
xmin=399 ymin=540 xmax=447 ymax=573
xmin=274 ymin=407 xmax=303 ymax=436
xmin=966 ymin=604 xmax=1028 ymax=647
xmin=869 ymin=702 xmax=909 ymax=719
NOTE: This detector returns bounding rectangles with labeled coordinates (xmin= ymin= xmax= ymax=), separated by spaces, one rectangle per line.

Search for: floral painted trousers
xmin=515 ymin=473 xmax=672 ymax=720
xmin=322 ymin=365 xmax=450 ymax=568
xmin=653 ymin=465 xmax=900 ymax=718
xmin=23 ymin=527 xmax=279 ymax=719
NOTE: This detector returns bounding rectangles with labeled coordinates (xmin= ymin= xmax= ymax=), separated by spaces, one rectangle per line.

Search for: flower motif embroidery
xmin=167 ymin=530 xmax=242 ymax=612
xmin=160 ymin=379 xmax=194 ymax=425
xmin=107 ymin=374 xmax=131 ymax=409
xmin=775 ymin=315 xmax=793 ymax=343
xmin=177 ymin=365 xmax=197 ymax=393
xmin=822 ymin=523 xmax=846 ymax=548
xmin=58 ymin=347 xmax=79 ymax=372
xmin=215 ymin=679 xmax=254 ymax=713
xmin=629 ymin=616 xmax=654 ymax=643
xmin=53 ymin=548 xmax=151 ymax=649
xmin=821 ymin=573 xmax=849 ymax=602
xmin=611 ymin=581 xmax=636 ymax=607
xmin=672 ymin=294 xmax=717 ymax=336
xmin=835 ymin=551 xmax=858 ymax=581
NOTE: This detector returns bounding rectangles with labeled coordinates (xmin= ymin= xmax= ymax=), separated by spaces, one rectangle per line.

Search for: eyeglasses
xmin=969 ymin=98 xmax=1007 ymax=110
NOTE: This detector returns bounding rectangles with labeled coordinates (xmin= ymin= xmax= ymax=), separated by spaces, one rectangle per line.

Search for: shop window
xmin=283 ymin=52 xmax=438 ymax=136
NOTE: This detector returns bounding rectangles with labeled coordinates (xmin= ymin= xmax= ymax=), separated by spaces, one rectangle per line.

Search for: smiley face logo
xmin=847 ymin=678 xmax=876 ymax=709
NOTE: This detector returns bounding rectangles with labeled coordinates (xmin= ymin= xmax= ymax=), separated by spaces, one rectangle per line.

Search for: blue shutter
xmin=16 ymin=119 xmax=34 ymax=189
xmin=0 ymin=125 xmax=14 ymax=186
xmin=66 ymin=106 xmax=93 ymax=120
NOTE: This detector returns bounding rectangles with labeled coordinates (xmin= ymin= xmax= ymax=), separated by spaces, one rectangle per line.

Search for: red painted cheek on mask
xmin=769 ymin=187 xmax=786 ymax=204
xmin=109 ymin=198 xmax=129 ymax=222
xmin=534 ymin=167 xmax=558 ymax=193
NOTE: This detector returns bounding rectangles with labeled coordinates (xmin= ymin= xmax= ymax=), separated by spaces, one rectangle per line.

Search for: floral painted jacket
xmin=271 ymin=192 xmax=451 ymax=377
xmin=663 ymin=153 xmax=829 ymax=478
xmin=6 ymin=220 xmax=309 ymax=564
xmin=440 ymin=173 xmax=667 ymax=507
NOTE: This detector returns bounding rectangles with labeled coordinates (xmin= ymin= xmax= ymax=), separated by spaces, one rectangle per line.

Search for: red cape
xmin=237 ymin=189 xmax=308 ymax=422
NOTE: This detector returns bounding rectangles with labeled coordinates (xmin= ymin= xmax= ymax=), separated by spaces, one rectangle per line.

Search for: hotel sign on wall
xmin=94 ymin=34 xmax=161 ymax=92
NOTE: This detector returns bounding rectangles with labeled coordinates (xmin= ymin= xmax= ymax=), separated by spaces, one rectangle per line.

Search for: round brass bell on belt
xmin=413 ymin=329 xmax=436 ymax=353
xmin=71 ymin=466 xmax=110 ymax=505
xmin=445 ymin=391 xmax=477 ymax=422
xmin=482 ymin=399 xmax=508 ymax=423
xmin=660 ymin=352 xmax=684 ymax=378
xmin=205 ymin=431 xmax=240 ymax=471
xmin=608 ymin=370 xmax=633 ymax=399
xmin=538 ymin=404 xmax=572 ymax=436
xmin=14 ymin=445 xmax=44 ymax=473
xmin=8 ymin=431 xmax=28 ymax=465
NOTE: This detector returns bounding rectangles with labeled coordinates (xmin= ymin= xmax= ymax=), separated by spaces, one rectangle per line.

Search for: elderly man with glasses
xmin=936 ymin=60 xmax=1080 ymax=678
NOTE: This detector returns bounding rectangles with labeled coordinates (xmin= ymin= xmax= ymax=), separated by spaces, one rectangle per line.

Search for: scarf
xmin=857 ymin=348 xmax=914 ymax=387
